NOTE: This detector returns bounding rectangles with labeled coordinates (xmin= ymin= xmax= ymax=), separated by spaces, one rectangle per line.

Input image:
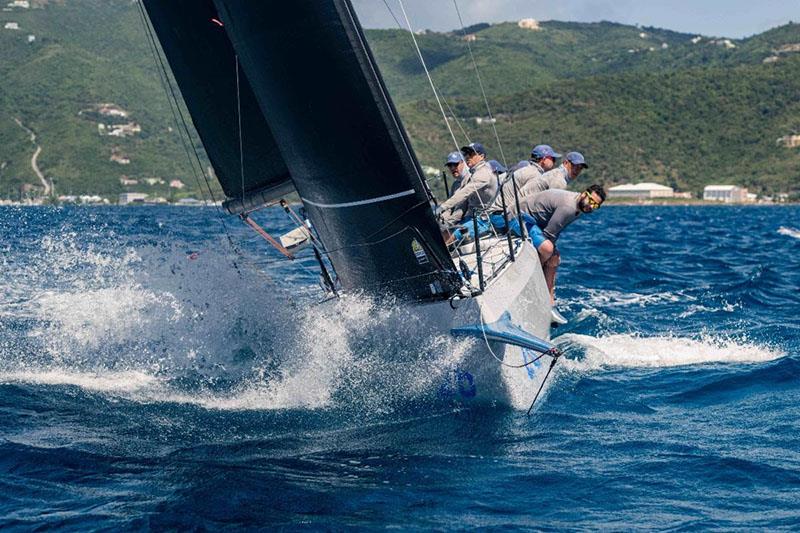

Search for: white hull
xmin=417 ymin=241 xmax=552 ymax=408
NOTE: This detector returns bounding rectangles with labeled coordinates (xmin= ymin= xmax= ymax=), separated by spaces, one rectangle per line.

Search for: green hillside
xmin=0 ymin=0 xmax=214 ymax=200
xmin=399 ymin=57 xmax=800 ymax=196
xmin=0 ymin=1 xmax=797 ymax=200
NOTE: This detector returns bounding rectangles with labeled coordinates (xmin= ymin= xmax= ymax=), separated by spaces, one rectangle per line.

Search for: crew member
xmin=444 ymin=150 xmax=468 ymax=198
xmin=437 ymin=143 xmax=497 ymax=236
xmin=509 ymin=144 xmax=560 ymax=173
xmin=489 ymin=145 xmax=561 ymax=229
xmin=519 ymin=151 xmax=588 ymax=198
xmin=508 ymin=184 xmax=606 ymax=306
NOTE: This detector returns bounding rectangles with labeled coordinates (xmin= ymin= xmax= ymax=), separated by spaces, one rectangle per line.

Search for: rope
xmin=396 ymin=0 xmax=461 ymax=154
xmin=235 ymin=56 xmax=245 ymax=201
xmin=527 ymin=355 xmax=560 ymax=416
xmin=452 ymin=0 xmax=508 ymax=167
xmin=382 ymin=0 xmax=470 ymax=145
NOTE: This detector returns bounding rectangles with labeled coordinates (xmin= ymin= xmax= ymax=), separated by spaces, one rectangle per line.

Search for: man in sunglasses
xmin=444 ymin=150 xmax=469 ymax=198
xmin=508 ymin=184 xmax=606 ymax=306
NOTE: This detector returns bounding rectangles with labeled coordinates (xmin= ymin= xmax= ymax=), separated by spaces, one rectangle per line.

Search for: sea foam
xmin=557 ymin=332 xmax=783 ymax=372
xmin=778 ymin=226 xmax=800 ymax=240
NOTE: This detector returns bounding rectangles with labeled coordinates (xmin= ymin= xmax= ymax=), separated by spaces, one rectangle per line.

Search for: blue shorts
xmin=489 ymin=213 xmax=508 ymax=232
xmin=452 ymin=216 xmax=491 ymax=241
xmin=507 ymin=213 xmax=547 ymax=249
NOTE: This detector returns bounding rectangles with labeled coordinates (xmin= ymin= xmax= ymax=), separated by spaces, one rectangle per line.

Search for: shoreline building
xmin=607 ymin=182 xmax=674 ymax=200
xmin=119 ymin=192 xmax=148 ymax=205
xmin=703 ymin=185 xmax=748 ymax=203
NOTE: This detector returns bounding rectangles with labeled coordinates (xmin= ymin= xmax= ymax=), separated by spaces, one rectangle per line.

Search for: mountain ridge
xmin=0 ymin=1 xmax=797 ymax=200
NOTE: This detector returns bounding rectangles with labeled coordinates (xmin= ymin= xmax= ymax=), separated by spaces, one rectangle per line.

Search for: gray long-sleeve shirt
xmin=519 ymin=165 xmax=570 ymax=198
xmin=489 ymin=161 xmax=544 ymax=213
xmin=440 ymin=161 xmax=498 ymax=224
xmin=513 ymin=189 xmax=582 ymax=242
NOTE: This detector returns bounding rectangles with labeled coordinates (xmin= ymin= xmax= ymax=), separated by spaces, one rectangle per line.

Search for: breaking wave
xmin=557 ymin=332 xmax=783 ymax=372
xmin=778 ymin=226 xmax=800 ymax=240
xmin=0 ymin=232 xmax=474 ymax=414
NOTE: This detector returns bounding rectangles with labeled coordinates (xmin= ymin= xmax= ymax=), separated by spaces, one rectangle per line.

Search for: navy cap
xmin=461 ymin=142 xmax=486 ymax=156
xmin=531 ymin=144 xmax=561 ymax=160
xmin=565 ymin=151 xmax=588 ymax=168
xmin=488 ymin=160 xmax=507 ymax=174
xmin=445 ymin=151 xmax=463 ymax=165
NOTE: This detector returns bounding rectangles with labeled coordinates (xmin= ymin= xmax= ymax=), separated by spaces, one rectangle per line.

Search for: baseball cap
xmin=565 ymin=151 xmax=588 ymax=168
xmin=445 ymin=151 xmax=463 ymax=165
xmin=531 ymin=144 xmax=561 ymax=160
xmin=460 ymin=142 xmax=486 ymax=156
xmin=488 ymin=159 xmax=507 ymax=174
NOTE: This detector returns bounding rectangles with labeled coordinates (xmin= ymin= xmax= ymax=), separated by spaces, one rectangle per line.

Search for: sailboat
xmin=140 ymin=0 xmax=558 ymax=409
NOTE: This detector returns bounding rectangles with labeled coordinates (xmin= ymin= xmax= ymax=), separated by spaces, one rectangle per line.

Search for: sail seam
xmin=301 ymin=189 xmax=415 ymax=209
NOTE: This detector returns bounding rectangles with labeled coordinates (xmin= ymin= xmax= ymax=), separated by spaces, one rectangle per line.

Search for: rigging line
xmin=452 ymin=0 xmax=508 ymax=167
xmin=382 ymin=0 xmax=471 ymax=145
xmin=396 ymin=0 xmax=461 ymax=153
xmin=235 ymin=56 xmax=245 ymax=201
xmin=135 ymin=3 xmax=207 ymax=200
xmin=339 ymin=1 xmax=431 ymax=200
xmin=135 ymin=3 xmax=245 ymax=268
xmin=380 ymin=0 xmax=402 ymax=27
xmin=136 ymin=3 xmax=218 ymax=206
xmin=441 ymin=94 xmax=471 ymax=145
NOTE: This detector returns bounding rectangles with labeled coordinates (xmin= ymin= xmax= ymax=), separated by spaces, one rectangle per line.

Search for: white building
xmin=608 ymin=182 xmax=674 ymax=199
xmin=777 ymin=134 xmax=800 ymax=148
xmin=119 ymin=192 xmax=148 ymax=205
xmin=703 ymin=185 xmax=749 ymax=203
xmin=518 ymin=18 xmax=540 ymax=30
xmin=4 ymin=21 xmax=19 ymax=29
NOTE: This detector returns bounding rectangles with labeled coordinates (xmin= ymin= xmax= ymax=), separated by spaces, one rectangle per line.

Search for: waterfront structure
xmin=118 ymin=192 xmax=147 ymax=205
xmin=608 ymin=182 xmax=674 ymax=199
xmin=703 ymin=185 xmax=749 ymax=203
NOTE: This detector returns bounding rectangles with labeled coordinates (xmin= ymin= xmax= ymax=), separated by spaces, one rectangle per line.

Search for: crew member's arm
xmin=439 ymin=171 xmax=491 ymax=221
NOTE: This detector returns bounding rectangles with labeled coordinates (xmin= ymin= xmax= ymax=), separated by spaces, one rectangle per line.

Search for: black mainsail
xmin=144 ymin=0 xmax=461 ymax=300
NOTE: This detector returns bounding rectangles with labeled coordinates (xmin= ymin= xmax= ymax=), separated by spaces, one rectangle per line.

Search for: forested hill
xmin=371 ymin=20 xmax=800 ymax=196
xmin=0 ymin=1 xmax=797 ymax=200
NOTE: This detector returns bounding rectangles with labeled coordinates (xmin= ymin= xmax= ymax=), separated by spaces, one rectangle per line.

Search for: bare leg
xmin=542 ymin=251 xmax=560 ymax=305
xmin=536 ymin=240 xmax=558 ymax=305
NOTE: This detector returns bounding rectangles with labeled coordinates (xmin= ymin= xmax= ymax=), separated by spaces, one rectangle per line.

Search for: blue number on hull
xmin=437 ymin=369 xmax=477 ymax=399
xmin=457 ymin=370 xmax=476 ymax=398
xmin=521 ymin=348 xmax=542 ymax=379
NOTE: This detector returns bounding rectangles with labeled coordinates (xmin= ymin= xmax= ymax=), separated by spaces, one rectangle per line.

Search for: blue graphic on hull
xmin=437 ymin=370 xmax=477 ymax=399
xmin=521 ymin=348 xmax=543 ymax=379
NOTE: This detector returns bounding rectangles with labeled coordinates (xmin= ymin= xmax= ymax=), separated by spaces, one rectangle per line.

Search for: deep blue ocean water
xmin=1 ymin=204 xmax=799 ymax=529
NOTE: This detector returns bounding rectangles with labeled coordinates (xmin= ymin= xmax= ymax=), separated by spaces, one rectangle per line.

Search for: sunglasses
xmin=583 ymin=193 xmax=601 ymax=210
